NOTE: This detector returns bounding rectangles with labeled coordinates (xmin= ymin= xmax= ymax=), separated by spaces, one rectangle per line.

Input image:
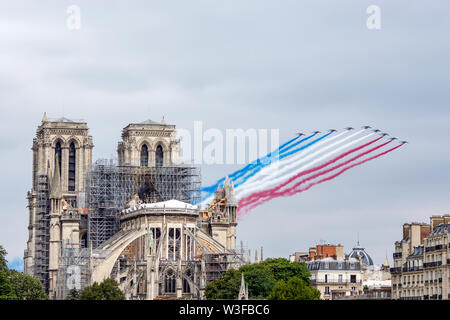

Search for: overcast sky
xmin=1 ymin=1 xmax=449 ymax=267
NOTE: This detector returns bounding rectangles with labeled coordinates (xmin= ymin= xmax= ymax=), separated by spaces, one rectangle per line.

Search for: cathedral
xmin=24 ymin=114 xmax=243 ymax=299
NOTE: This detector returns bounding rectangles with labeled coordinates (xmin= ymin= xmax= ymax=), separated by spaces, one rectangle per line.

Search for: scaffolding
xmin=34 ymin=174 xmax=50 ymax=293
xmin=86 ymin=159 xmax=201 ymax=248
xmin=203 ymin=252 xmax=245 ymax=282
xmin=56 ymin=240 xmax=114 ymax=299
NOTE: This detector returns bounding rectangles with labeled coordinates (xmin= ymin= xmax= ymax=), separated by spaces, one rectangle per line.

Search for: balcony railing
xmin=425 ymin=244 xmax=447 ymax=252
xmin=403 ymin=266 xmax=423 ymax=273
xmin=390 ymin=267 xmax=402 ymax=273
xmin=399 ymin=297 xmax=423 ymax=300
xmin=424 ymin=261 xmax=442 ymax=268
xmin=311 ymin=279 xmax=362 ymax=284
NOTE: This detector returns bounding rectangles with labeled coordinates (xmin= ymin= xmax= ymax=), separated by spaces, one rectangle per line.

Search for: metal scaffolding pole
xmin=34 ymin=174 xmax=50 ymax=293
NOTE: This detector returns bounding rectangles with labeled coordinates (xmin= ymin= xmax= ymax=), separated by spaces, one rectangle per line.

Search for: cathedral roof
xmin=46 ymin=116 xmax=85 ymax=123
xmin=123 ymin=199 xmax=198 ymax=214
xmin=139 ymin=119 xmax=161 ymax=125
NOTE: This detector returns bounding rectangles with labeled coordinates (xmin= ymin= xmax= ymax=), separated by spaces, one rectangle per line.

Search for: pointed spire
xmin=238 ymin=273 xmax=248 ymax=300
xmin=384 ymin=254 xmax=389 ymax=267
xmin=42 ymin=112 xmax=47 ymax=123
xmin=161 ymin=116 xmax=166 ymax=125
xmin=50 ymin=153 xmax=62 ymax=199
xmin=260 ymin=246 xmax=264 ymax=263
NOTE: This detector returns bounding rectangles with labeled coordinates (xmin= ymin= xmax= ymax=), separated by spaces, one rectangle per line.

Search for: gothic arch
xmin=152 ymin=139 xmax=169 ymax=153
xmin=51 ymin=137 xmax=66 ymax=148
xmin=163 ymin=268 xmax=176 ymax=294
xmin=66 ymin=136 xmax=82 ymax=148
xmin=138 ymin=139 xmax=153 ymax=151
xmin=91 ymin=228 xmax=148 ymax=283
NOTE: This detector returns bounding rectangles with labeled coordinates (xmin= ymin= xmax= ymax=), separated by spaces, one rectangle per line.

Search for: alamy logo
xmin=367 ymin=5 xmax=381 ymax=30
xmin=177 ymin=121 xmax=280 ymax=166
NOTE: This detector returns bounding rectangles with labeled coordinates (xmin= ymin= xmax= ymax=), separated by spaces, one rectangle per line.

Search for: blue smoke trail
xmin=233 ymin=132 xmax=333 ymax=188
xmin=230 ymin=134 xmax=315 ymax=183
xmin=278 ymin=131 xmax=333 ymax=160
xmin=200 ymin=134 xmax=315 ymax=200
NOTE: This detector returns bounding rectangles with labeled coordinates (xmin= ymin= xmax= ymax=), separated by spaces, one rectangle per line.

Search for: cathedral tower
xmin=24 ymin=114 xmax=93 ymax=288
xmin=117 ymin=118 xmax=180 ymax=167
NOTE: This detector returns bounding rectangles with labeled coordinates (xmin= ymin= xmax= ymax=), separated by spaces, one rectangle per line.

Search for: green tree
xmin=79 ymin=278 xmax=125 ymax=300
xmin=0 ymin=245 xmax=8 ymax=273
xmin=205 ymin=269 xmax=241 ymax=300
xmin=268 ymin=277 xmax=321 ymax=300
xmin=9 ymin=270 xmax=47 ymax=300
xmin=65 ymin=288 xmax=80 ymax=300
xmin=205 ymin=258 xmax=317 ymax=300
xmin=261 ymin=258 xmax=312 ymax=285
xmin=239 ymin=264 xmax=275 ymax=299
xmin=0 ymin=270 xmax=17 ymax=300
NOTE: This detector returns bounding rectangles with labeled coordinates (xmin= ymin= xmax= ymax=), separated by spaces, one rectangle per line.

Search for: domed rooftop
xmin=348 ymin=242 xmax=374 ymax=266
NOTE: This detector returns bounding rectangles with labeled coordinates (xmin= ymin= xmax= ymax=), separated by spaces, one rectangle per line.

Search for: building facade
xmin=391 ymin=215 xmax=450 ymax=300
xmin=306 ymin=257 xmax=363 ymax=300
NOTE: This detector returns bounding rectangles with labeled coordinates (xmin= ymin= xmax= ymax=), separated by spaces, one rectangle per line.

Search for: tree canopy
xmin=205 ymin=258 xmax=319 ymax=300
xmin=79 ymin=278 xmax=125 ymax=300
xmin=9 ymin=270 xmax=47 ymax=300
xmin=0 ymin=244 xmax=47 ymax=300
xmin=268 ymin=277 xmax=321 ymax=300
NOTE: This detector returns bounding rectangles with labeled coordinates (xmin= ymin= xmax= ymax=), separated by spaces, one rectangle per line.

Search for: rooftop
xmin=122 ymin=199 xmax=198 ymax=214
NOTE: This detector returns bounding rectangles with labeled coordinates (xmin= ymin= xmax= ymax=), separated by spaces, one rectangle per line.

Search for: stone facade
xmin=24 ymin=114 xmax=241 ymax=300
xmin=117 ymin=118 xmax=180 ymax=167
xmin=307 ymin=257 xmax=363 ymax=300
xmin=24 ymin=115 xmax=92 ymax=291
xmin=391 ymin=215 xmax=450 ymax=300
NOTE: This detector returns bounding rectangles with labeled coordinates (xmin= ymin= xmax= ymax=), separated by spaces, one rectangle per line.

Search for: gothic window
xmin=149 ymin=228 xmax=161 ymax=256
xmin=68 ymin=142 xmax=76 ymax=191
xmin=55 ymin=141 xmax=62 ymax=172
xmin=156 ymin=145 xmax=163 ymax=167
xmin=168 ymin=228 xmax=175 ymax=261
xmin=140 ymin=144 xmax=149 ymax=167
xmin=183 ymin=278 xmax=191 ymax=293
xmin=175 ymin=228 xmax=181 ymax=260
xmin=168 ymin=228 xmax=181 ymax=261
xmin=183 ymin=269 xmax=192 ymax=293
xmin=164 ymin=269 xmax=176 ymax=293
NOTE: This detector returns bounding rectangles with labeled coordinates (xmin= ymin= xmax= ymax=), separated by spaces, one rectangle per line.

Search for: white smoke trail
xmin=235 ymin=129 xmax=366 ymax=197
xmin=235 ymin=130 xmax=349 ymax=186
xmin=254 ymin=129 xmax=364 ymax=181
xmin=235 ymin=132 xmax=375 ymax=199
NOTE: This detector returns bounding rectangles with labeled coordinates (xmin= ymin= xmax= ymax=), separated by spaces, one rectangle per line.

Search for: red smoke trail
xmin=239 ymin=136 xmax=383 ymax=208
xmin=237 ymin=143 xmax=402 ymax=218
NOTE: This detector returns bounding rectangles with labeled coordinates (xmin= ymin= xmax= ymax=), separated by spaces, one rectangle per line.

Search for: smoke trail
xmin=239 ymin=136 xmax=383 ymax=207
xmin=238 ymin=142 xmax=402 ymax=217
xmin=241 ymin=130 xmax=351 ymax=187
xmin=231 ymin=133 xmax=316 ymax=183
xmin=200 ymin=133 xmax=316 ymax=201
xmin=237 ymin=129 xmax=365 ymax=193
xmin=233 ymin=131 xmax=335 ymax=188
xmin=236 ymin=131 xmax=374 ymax=199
